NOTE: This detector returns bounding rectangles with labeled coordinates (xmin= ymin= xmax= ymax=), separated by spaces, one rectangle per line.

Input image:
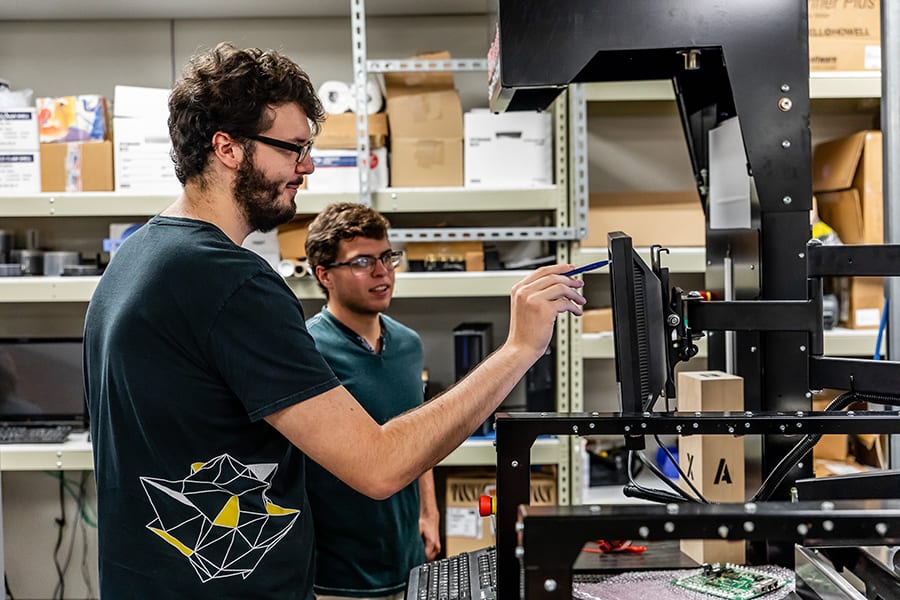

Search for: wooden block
xmin=677 ymin=371 xmax=745 ymax=564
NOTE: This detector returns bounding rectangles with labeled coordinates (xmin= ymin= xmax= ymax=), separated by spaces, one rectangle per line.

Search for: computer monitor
xmin=0 ymin=337 xmax=87 ymax=428
xmin=607 ymin=231 xmax=669 ymax=417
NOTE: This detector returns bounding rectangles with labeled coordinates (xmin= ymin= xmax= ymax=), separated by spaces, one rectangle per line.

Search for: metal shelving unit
xmin=0 ymin=187 xmax=562 ymax=218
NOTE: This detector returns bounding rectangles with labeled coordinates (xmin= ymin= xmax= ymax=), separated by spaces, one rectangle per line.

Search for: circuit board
xmin=672 ymin=563 xmax=790 ymax=599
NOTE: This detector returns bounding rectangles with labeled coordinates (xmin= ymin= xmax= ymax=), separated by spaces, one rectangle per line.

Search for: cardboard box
xmin=390 ymin=138 xmax=463 ymax=187
xmin=306 ymin=147 xmax=388 ymax=193
xmin=444 ymin=469 xmax=556 ymax=557
xmin=808 ymin=0 xmax=881 ymax=72
xmin=464 ymin=110 xmax=552 ymax=189
xmin=838 ymin=275 xmax=883 ymax=329
xmin=40 ymin=141 xmax=114 ymax=192
xmin=0 ymin=151 xmax=41 ymax=194
xmin=385 ymin=52 xmax=464 ymax=187
xmin=0 ymin=109 xmax=40 ymax=151
xmin=277 ymin=217 xmax=315 ymax=261
xmin=406 ymin=241 xmax=483 ymax=271
xmin=315 ymin=112 xmax=388 ymax=150
xmin=582 ymin=308 xmax=613 ymax=333
xmin=812 ymin=131 xmax=882 ymax=245
xmin=37 ymin=95 xmax=110 ymax=143
xmin=585 ymin=191 xmax=705 ymax=248
xmin=678 ymin=371 xmax=745 ymax=565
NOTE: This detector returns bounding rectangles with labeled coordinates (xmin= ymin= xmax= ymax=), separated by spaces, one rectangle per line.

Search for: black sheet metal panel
xmin=518 ymin=500 xmax=900 ymax=600
xmin=494 ymin=0 xmax=812 ymax=213
xmin=808 ymin=242 xmax=900 ymax=277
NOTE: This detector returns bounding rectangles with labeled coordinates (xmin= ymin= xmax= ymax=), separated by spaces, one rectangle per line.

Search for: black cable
xmin=653 ymin=434 xmax=708 ymax=503
xmin=5 ymin=572 xmax=15 ymax=600
xmin=635 ymin=450 xmax=699 ymax=502
xmin=626 ymin=450 xmax=701 ymax=504
xmin=752 ymin=391 xmax=861 ymax=502
xmin=53 ymin=473 xmax=66 ymax=600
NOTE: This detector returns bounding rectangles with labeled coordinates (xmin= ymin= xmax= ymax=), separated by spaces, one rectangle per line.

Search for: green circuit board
xmin=672 ymin=563 xmax=790 ymax=600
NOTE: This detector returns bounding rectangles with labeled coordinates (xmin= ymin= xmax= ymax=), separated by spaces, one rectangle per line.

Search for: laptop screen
xmin=0 ymin=337 xmax=87 ymax=427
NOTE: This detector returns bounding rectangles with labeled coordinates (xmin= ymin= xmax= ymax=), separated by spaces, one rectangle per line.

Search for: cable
xmin=875 ymin=297 xmax=889 ymax=359
xmin=53 ymin=473 xmax=66 ymax=600
xmin=625 ymin=450 xmax=701 ymax=505
xmin=5 ymin=573 xmax=15 ymax=600
xmin=636 ymin=450 xmax=700 ymax=503
xmin=653 ymin=434 xmax=708 ymax=503
xmin=751 ymin=391 xmax=860 ymax=502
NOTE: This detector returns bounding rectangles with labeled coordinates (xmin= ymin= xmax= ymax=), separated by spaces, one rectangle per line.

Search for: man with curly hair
xmin=84 ymin=43 xmax=586 ymax=599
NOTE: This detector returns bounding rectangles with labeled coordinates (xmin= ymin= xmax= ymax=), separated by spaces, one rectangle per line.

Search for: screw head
xmin=544 ymin=579 xmax=558 ymax=592
xmin=783 ymin=195 xmax=793 ymax=205
xmin=782 ymin=139 xmax=792 ymax=149
xmin=781 ymin=83 xmax=791 ymax=92
xmin=778 ymin=97 xmax=793 ymax=112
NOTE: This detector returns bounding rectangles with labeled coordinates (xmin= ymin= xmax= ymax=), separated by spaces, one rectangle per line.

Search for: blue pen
xmin=563 ymin=260 xmax=610 ymax=277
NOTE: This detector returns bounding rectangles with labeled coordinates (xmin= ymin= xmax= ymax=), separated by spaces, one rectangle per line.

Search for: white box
xmin=242 ymin=230 xmax=281 ymax=270
xmin=464 ymin=110 xmax=552 ymax=188
xmin=306 ymin=147 xmax=388 ymax=193
xmin=114 ymin=85 xmax=170 ymax=120
xmin=0 ymin=109 xmax=39 ymax=151
xmin=0 ymin=151 xmax=41 ymax=195
xmin=113 ymin=116 xmax=181 ymax=194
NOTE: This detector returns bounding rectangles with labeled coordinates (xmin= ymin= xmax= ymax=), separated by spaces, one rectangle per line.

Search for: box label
xmin=445 ymin=507 xmax=481 ymax=539
xmin=0 ymin=151 xmax=41 ymax=194
xmin=0 ymin=109 xmax=39 ymax=151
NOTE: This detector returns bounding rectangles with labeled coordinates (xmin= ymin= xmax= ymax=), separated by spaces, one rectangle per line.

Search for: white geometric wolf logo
xmin=140 ymin=454 xmax=300 ymax=582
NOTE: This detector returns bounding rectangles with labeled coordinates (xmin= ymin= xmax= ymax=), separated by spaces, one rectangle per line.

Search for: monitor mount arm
xmin=664 ymin=240 xmax=900 ymax=402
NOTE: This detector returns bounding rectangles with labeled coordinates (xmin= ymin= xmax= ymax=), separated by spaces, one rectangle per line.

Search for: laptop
xmin=0 ymin=337 xmax=87 ymax=441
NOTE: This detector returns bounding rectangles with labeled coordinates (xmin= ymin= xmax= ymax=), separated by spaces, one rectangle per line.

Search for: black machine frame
xmin=486 ymin=0 xmax=900 ymax=598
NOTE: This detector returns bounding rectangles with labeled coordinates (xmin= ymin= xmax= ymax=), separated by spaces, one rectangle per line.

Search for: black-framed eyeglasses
xmin=248 ymin=134 xmax=314 ymax=163
xmin=325 ymin=250 xmax=403 ymax=275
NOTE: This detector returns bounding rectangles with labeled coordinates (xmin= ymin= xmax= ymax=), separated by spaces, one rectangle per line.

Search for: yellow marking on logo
xmin=150 ymin=527 xmax=193 ymax=556
xmin=266 ymin=501 xmax=299 ymax=516
xmin=213 ymin=495 xmax=240 ymax=528
xmin=191 ymin=462 xmax=205 ymax=473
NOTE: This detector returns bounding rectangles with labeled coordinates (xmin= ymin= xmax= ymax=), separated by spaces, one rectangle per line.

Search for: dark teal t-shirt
xmin=306 ymin=308 xmax=426 ymax=597
xmin=84 ymin=216 xmax=340 ymax=599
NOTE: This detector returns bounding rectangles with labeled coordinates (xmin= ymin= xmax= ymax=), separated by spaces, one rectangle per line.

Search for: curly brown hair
xmin=305 ymin=203 xmax=391 ymax=296
xmin=168 ymin=42 xmax=325 ymax=185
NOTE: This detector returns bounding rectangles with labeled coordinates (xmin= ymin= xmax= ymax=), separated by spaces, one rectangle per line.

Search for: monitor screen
xmin=608 ymin=231 xmax=669 ymax=415
xmin=0 ymin=337 xmax=86 ymax=427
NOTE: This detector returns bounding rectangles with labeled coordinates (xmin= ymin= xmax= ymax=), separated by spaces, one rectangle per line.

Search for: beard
xmin=232 ymin=154 xmax=297 ymax=233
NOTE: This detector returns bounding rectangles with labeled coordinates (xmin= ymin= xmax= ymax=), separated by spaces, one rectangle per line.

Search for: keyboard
xmin=407 ymin=545 xmax=496 ymax=600
xmin=0 ymin=425 xmax=73 ymax=444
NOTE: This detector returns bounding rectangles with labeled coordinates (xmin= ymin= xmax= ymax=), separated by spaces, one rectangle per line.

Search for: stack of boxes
xmin=0 ymin=107 xmax=41 ymax=194
xmin=812 ymin=130 xmax=883 ymax=329
xmin=384 ymin=52 xmax=464 ymax=187
xmin=37 ymin=94 xmax=114 ymax=192
xmin=307 ymin=110 xmax=389 ymax=193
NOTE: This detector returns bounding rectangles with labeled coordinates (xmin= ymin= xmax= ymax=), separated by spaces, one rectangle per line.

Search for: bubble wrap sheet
xmin=573 ymin=565 xmax=795 ymax=600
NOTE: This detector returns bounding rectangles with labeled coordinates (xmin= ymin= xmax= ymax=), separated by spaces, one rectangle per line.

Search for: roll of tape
xmin=61 ymin=264 xmax=103 ymax=276
xmin=277 ymin=259 xmax=309 ymax=278
xmin=0 ymin=263 xmax=23 ymax=277
xmin=351 ymin=77 xmax=384 ymax=114
xmin=18 ymin=249 xmax=43 ymax=275
xmin=43 ymin=251 xmax=81 ymax=276
xmin=317 ymin=81 xmax=353 ymax=114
